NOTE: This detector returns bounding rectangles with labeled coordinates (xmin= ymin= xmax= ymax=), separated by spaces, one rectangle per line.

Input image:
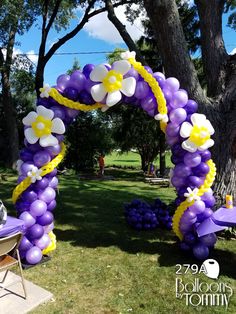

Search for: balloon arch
xmin=12 ymin=51 xmax=219 ymax=264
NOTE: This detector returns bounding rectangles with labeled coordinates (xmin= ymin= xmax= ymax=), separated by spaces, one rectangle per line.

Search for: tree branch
xmin=44 ymin=0 xmax=97 ymax=63
xmin=195 ymin=0 xmax=228 ymax=97
xmin=105 ymin=0 xmax=147 ymax=65
xmin=45 ymin=0 xmax=62 ymax=36
xmin=44 ymin=0 xmax=135 ymax=63
xmin=143 ymin=0 xmax=208 ymax=108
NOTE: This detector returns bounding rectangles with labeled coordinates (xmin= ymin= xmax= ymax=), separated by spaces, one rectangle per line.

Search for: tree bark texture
xmin=143 ymin=0 xmax=236 ymax=204
xmin=0 ymin=26 xmax=19 ymax=168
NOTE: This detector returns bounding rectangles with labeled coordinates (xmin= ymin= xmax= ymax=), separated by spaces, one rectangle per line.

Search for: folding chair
xmin=0 ymin=232 xmax=27 ymax=299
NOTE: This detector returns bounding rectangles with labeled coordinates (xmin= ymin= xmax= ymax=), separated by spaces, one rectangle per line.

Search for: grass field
xmin=105 ymin=151 xmax=173 ymax=169
xmin=0 ymin=167 xmax=235 ymax=313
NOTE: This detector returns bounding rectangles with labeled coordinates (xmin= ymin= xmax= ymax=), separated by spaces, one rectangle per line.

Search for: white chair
xmin=0 ymin=232 xmax=27 ymax=299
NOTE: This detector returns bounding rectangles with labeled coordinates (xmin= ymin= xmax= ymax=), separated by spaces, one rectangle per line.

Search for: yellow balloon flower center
xmin=189 ymin=125 xmax=210 ymax=146
xmin=31 ymin=115 xmax=52 ymax=138
xmin=103 ymin=70 xmax=123 ymax=92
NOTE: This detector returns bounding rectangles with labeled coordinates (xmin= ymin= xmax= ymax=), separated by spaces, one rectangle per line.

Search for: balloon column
xmin=12 ymin=50 xmax=217 ymax=263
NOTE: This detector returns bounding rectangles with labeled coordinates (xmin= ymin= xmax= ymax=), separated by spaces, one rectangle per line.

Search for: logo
xmin=175 ymin=260 xmax=233 ymax=308
xmin=202 ymin=259 xmax=220 ymax=279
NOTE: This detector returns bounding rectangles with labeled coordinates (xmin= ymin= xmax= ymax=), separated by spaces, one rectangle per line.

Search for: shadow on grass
xmin=53 ymin=179 xmax=236 ymax=276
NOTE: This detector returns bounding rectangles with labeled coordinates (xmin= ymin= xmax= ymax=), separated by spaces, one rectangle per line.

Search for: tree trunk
xmin=0 ymin=25 xmax=19 ymax=168
xmin=1 ymin=71 xmax=19 ymax=168
xmin=159 ymin=132 xmax=166 ymax=177
xmin=143 ymin=0 xmax=236 ymax=206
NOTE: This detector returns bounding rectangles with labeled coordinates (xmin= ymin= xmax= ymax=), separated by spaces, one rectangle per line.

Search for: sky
xmin=15 ymin=4 xmax=236 ymax=86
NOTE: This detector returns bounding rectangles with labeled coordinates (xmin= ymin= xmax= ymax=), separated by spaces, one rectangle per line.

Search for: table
xmin=0 ymin=216 xmax=24 ymax=237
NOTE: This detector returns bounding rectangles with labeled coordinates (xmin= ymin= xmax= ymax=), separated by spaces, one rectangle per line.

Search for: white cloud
xmin=26 ymin=49 xmax=38 ymax=64
xmin=2 ymin=47 xmax=38 ymax=69
xmin=84 ymin=5 xmax=145 ymax=44
xmin=230 ymin=47 xmax=236 ymax=55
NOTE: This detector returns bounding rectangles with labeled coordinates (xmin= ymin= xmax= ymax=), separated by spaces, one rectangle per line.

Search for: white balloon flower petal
xmin=91 ymin=83 xmax=107 ymax=102
xmin=39 ymin=84 xmax=51 ymax=98
xmin=51 ymin=118 xmax=65 ymax=134
xmin=184 ymin=187 xmax=200 ymax=202
xmin=25 ymin=128 xmax=39 ymax=144
xmin=22 ymin=105 xmax=65 ymax=147
xmin=37 ymin=105 xmax=54 ymax=120
xmin=27 ymin=166 xmax=42 ymax=183
xmin=23 ymin=112 xmax=38 ymax=126
xmin=121 ymin=51 xmax=136 ymax=60
xmin=40 ymin=134 xmax=58 ymax=147
xmin=106 ymin=90 xmax=122 ymax=107
xmin=120 ymin=77 xmax=136 ymax=97
xmin=180 ymin=113 xmax=215 ymax=152
xmin=90 ymin=65 xmax=108 ymax=82
xmin=180 ymin=122 xmax=192 ymax=138
xmin=113 ymin=60 xmax=131 ymax=75
xmin=90 ymin=60 xmax=136 ymax=107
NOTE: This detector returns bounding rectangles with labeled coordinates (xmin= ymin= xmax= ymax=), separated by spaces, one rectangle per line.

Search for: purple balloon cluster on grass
xmin=124 ymin=198 xmax=172 ymax=231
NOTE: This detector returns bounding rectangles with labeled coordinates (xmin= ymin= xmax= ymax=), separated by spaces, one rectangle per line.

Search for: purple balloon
xmin=33 ymin=151 xmax=51 ymax=167
xmin=169 ymin=108 xmax=187 ymax=125
xmin=64 ymin=87 xmax=79 ymax=101
xmin=56 ymin=74 xmax=70 ymax=90
xmin=48 ymin=176 xmax=58 ymax=188
xmin=171 ymin=91 xmax=188 ymax=109
xmin=65 ymin=107 xmax=79 ymax=119
xmin=166 ymin=136 xmax=179 ymax=146
xmin=199 ymin=233 xmax=217 ymax=247
xmin=193 ymin=162 xmax=210 ymax=176
xmin=171 ymin=176 xmax=186 ymax=188
xmin=37 ymin=211 xmax=54 ymax=226
xmin=184 ymin=232 xmax=197 ymax=244
xmin=30 ymin=200 xmax=47 ymax=217
xmin=83 ymin=64 xmax=95 ymax=78
xmin=184 ymin=100 xmax=198 ymax=114
xmin=47 ymin=200 xmax=57 ymax=211
xmin=20 ymin=149 xmax=33 ymax=162
xmin=193 ymin=243 xmax=209 ymax=260
xmin=38 ymin=187 xmax=56 ymax=204
xmin=188 ymin=175 xmax=203 ymax=187
xmin=19 ymin=211 xmax=36 ymax=228
xmin=201 ymin=150 xmax=211 ymax=162
xmin=45 ymin=144 xmax=61 ymax=157
xmin=189 ymin=201 xmax=205 ymax=214
xmin=19 ymin=236 xmax=33 ymax=251
xmin=180 ymin=242 xmax=191 ymax=251
xmin=162 ymin=87 xmax=173 ymax=103
xmin=69 ymin=70 xmax=85 ymax=91
xmin=203 ymin=195 xmax=216 ymax=207
xmin=27 ymin=224 xmax=44 ymax=240
xmin=166 ymin=123 xmax=180 ymax=137
xmin=44 ymin=222 xmax=54 ymax=233
xmin=50 ymin=105 xmax=66 ymax=120
xmin=34 ymin=177 xmax=49 ymax=191
xmin=134 ymin=81 xmax=150 ymax=99
xmin=124 ymin=67 xmax=139 ymax=80
xmin=184 ymin=152 xmax=201 ymax=167
xmin=22 ymin=190 xmax=37 ymax=203
xmin=21 ymin=161 xmax=35 ymax=175
xmin=180 ymin=210 xmax=197 ymax=224
xmin=174 ymin=163 xmax=191 ymax=177
xmin=165 ymin=77 xmax=180 ymax=92
xmin=141 ymin=95 xmax=156 ymax=111
xmin=26 ymin=246 xmax=42 ymax=264
xmin=34 ymin=233 xmax=51 ymax=250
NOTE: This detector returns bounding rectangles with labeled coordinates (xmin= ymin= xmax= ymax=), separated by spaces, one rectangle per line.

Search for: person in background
xmin=98 ymin=154 xmax=105 ymax=176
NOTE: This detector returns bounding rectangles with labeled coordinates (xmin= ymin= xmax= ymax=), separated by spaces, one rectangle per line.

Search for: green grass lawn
xmin=0 ymin=170 xmax=235 ymax=313
xmin=105 ymin=150 xmax=173 ymax=170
